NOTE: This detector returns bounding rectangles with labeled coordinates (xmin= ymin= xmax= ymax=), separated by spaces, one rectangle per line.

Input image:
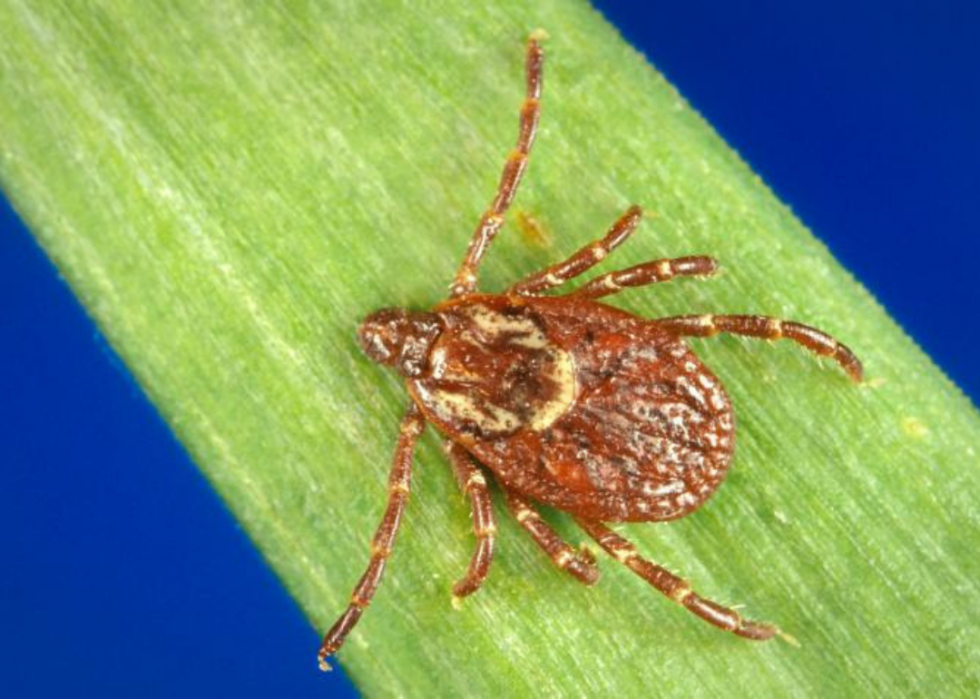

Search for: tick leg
xmin=504 ymin=489 xmax=600 ymax=585
xmin=508 ymin=206 xmax=643 ymax=296
xmin=318 ymin=405 xmax=426 ymax=672
xmin=570 ymin=255 xmax=718 ymax=299
xmin=575 ymin=518 xmax=780 ymax=641
xmin=444 ymin=441 xmax=497 ymax=598
xmin=655 ymin=313 xmax=863 ymax=382
xmin=450 ymin=37 xmax=544 ymax=297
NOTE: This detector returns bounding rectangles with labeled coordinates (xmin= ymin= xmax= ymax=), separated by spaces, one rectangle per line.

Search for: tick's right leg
xmin=318 ymin=404 xmax=426 ymax=671
xmin=569 ymin=255 xmax=718 ymax=299
xmin=451 ymin=37 xmax=544 ymax=297
xmin=575 ymin=518 xmax=785 ymax=642
xmin=654 ymin=313 xmax=863 ymax=382
xmin=503 ymin=489 xmax=600 ymax=585
xmin=509 ymin=206 xmax=718 ymax=297
xmin=508 ymin=205 xmax=645 ymax=295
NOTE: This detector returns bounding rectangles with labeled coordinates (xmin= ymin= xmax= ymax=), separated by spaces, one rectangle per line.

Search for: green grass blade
xmin=2 ymin=1 xmax=979 ymax=695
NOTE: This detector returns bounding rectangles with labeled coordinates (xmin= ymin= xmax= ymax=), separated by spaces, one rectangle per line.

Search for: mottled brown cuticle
xmin=319 ymin=35 xmax=862 ymax=670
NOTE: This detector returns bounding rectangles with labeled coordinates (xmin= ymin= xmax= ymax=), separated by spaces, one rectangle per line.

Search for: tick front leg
xmin=575 ymin=519 xmax=781 ymax=641
xmin=509 ymin=206 xmax=643 ymax=296
xmin=451 ymin=37 xmax=544 ymax=297
xmin=318 ymin=405 xmax=426 ymax=671
xmin=444 ymin=441 xmax=497 ymax=599
xmin=503 ymin=489 xmax=599 ymax=585
xmin=570 ymin=255 xmax=718 ymax=299
xmin=656 ymin=314 xmax=863 ymax=382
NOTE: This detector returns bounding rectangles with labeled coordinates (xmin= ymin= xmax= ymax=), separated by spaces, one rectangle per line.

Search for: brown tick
xmin=318 ymin=36 xmax=862 ymax=671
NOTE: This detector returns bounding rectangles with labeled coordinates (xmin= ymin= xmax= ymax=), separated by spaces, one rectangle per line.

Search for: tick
xmin=318 ymin=36 xmax=862 ymax=671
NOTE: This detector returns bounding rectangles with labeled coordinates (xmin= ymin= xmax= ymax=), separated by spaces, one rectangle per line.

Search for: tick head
xmin=358 ymin=308 xmax=443 ymax=378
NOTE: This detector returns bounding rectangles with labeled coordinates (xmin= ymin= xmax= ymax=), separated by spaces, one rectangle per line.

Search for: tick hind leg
xmin=575 ymin=518 xmax=782 ymax=641
xmin=504 ymin=489 xmax=600 ymax=585
xmin=444 ymin=441 xmax=497 ymax=598
xmin=451 ymin=37 xmax=544 ymax=297
xmin=318 ymin=405 xmax=426 ymax=671
xmin=656 ymin=314 xmax=863 ymax=381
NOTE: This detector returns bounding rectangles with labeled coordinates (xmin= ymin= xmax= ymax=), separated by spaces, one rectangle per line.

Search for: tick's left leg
xmin=444 ymin=441 xmax=497 ymax=598
xmin=656 ymin=313 xmax=863 ymax=382
xmin=575 ymin=518 xmax=781 ymax=641
xmin=318 ymin=404 xmax=426 ymax=671
xmin=504 ymin=489 xmax=600 ymax=585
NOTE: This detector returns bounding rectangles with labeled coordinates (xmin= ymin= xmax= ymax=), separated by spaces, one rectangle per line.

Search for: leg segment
xmin=509 ymin=206 xmax=643 ymax=296
xmin=451 ymin=38 xmax=544 ymax=297
xmin=318 ymin=404 xmax=426 ymax=671
xmin=444 ymin=441 xmax=497 ymax=598
xmin=575 ymin=518 xmax=779 ymax=641
xmin=656 ymin=313 xmax=863 ymax=382
xmin=570 ymin=255 xmax=718 ymax=299
xmin=503 ymin=489 xmax=600 ymax=585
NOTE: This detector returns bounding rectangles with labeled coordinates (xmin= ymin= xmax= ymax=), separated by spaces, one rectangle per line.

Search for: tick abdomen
xmin=410 ymin=295 xmax=736 ymax=522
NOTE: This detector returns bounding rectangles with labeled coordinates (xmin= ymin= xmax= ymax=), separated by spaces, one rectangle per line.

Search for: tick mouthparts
xmin=357 ymin=307 xmax=408 ymax=364
xmin=357 ymin=308 xmax=443 ymax=377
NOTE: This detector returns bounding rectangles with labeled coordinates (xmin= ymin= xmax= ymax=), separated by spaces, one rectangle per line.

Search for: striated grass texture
xmin=2 ymin=1 xmax=980 ymax=695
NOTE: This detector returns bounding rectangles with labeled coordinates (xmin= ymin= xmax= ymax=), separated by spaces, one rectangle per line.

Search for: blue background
xmin=2 ymin=3 xmax=977 ymax=696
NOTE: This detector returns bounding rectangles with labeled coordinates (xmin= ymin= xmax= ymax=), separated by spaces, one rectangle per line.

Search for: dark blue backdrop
xmin=2 ymin=3 xmax=977 ymax=697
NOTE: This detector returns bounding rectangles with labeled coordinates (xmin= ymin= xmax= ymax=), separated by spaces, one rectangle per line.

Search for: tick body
xmin=411 ymin=294 xmax=734 ymax=523
xmin=318 ymin=36 xmax=862 ymax=671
